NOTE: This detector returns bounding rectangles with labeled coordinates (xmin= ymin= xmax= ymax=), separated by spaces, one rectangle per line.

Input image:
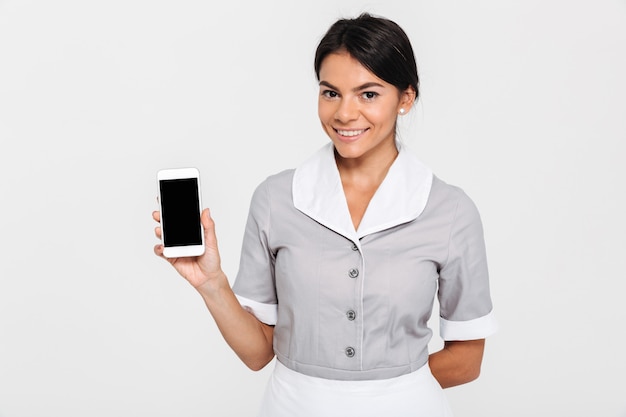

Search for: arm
xmin=154 ymin=208 xmax=275 ymax=371
xmin=196 ymin=273 xmax=275 ymax=371
xmin=433 ymin=191 xmax=495 ymax=388
xmin=428 ymin=339 xmax=485 ymax=388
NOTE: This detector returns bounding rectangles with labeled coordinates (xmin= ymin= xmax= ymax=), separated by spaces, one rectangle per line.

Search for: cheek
xmin=318 ymin=100 xmax=334 ymax=123
xmin=363 ymin=106 xmax=397 ymax=127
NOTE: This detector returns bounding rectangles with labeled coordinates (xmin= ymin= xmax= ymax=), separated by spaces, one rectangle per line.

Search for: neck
xmin=334 ymin=139 xmax=399 ymax=231
xmin=335 ymin=139 xmax=399 ymax=186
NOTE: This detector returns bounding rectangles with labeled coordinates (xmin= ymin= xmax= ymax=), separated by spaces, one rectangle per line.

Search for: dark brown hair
xmin=314 ymin=13 xmax=419 ymax=102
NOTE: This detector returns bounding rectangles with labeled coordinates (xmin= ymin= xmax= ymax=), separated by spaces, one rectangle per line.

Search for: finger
xmin=154 ymin=226 xmax=162 ymax=239
xmin=154 ymin=244 xmax=176 ymax=265
xmin=152 ymin=211 xmax=161 ymax=222
xmin=202 ymin=208 xmax=219 ymax=248
xmin=154 ymin=244 xmax=164 ymax=257
xmin=201 ymin=208 xmax=211 ymax=229
xmin=202 ymin=208 xmax=215 ymax=237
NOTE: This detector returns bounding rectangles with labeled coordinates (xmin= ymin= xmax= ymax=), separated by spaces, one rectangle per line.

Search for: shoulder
xmin=264 ymin=168 xmax=295 ymax=187
xmin=430 ymin=175 xmax=467 ymax=202
xmin=247 ymin=169 xmax=295 ymax=212
xmin=253 ymin=169 xmax=294 ymax=197
xmin=426 ymin=176 xmax=482 ymax=223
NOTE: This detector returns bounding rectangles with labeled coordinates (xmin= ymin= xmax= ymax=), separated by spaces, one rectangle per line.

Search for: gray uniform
xmin=233 ymin=143 xmax=497 ymax=381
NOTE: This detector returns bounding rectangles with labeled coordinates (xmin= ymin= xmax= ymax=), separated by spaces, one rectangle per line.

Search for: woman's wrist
xmin=195 ymin=270 xmax=230 ymax=299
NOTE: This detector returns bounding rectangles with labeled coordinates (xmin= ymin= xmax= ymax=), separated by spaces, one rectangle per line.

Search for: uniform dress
xmin=232 ymin=142 xmax=498 ymax=416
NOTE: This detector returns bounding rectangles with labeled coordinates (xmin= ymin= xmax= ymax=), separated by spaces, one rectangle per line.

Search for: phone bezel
xmin=157 ymin=167 xmax=205 ymax=258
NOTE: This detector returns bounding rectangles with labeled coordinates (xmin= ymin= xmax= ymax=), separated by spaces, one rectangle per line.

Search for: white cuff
xmin=440 ymin=310 xmax=498 ymax=341
xmin=235 ymin=295 xmax=278 ymax=325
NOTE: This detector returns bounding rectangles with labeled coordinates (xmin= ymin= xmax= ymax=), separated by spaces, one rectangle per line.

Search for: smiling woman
xmin=317 ymin=53 xmax=413 ymax=162
xmin=316 ymin=52 xmax=416 ymax=228
xmin=154 ymin=12 xmax=497 ymax=417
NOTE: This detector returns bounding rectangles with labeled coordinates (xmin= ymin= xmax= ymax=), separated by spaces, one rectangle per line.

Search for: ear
xmin=398 ymin=86 xmax=416 ymax=112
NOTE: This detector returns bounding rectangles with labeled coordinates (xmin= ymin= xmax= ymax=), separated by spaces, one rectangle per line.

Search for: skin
xmin=153 ymin=50 xmax=485 ymax=388
xmin=153 ymin=209 xmax=275 ymax=371
xmin=317 ymin=51 xmax=414 ymax=229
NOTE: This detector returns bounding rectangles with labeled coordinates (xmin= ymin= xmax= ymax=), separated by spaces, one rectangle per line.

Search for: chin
xmin=332 ymin=143 xmax=367 ymax=160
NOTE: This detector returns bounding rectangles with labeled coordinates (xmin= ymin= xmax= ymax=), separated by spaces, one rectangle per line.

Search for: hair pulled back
xmin=314 ymin=13 xmax=419 ymax=102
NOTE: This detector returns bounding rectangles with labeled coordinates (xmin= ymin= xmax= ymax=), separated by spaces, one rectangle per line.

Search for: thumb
xmin=201 ymin=208 xmax=217 ymax=246
xmin=201 ymin=208 xmax=211 ymax=229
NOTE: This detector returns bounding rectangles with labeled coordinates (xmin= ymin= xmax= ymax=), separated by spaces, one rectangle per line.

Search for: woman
xmin=153 ymin=13 xmax=497 ymax=416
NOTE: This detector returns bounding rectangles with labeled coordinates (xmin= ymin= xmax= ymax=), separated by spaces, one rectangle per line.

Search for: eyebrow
xmin=319 ymin=81 xmax=385 ymax=92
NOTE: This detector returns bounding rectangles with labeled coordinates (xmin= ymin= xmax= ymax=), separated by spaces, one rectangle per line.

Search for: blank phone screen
xmin=159 ymin=178 xmax=202 ymax=247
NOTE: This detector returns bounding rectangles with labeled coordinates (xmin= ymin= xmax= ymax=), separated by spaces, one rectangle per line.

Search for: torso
xmin=232 ymin=143 xmax=495 ymax=381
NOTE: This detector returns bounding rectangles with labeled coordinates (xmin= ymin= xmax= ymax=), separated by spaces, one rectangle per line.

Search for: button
xmin=351 ymin=243 xmax=358 ymax=251
xmin=348 ymin=268 xmax=359 ymax=278
xmin=346 ymin=310 xmax=356 ymax=321
xmin=345 ymin=347 xmax=355 ymax=358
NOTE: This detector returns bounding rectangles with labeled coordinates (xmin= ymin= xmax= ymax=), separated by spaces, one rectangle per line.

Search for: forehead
xmin=318 ymin=51 xmax=389 ymax=88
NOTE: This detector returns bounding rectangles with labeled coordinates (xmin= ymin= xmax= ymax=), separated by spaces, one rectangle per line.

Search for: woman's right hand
xmin=153 ymin=208 xmax=275 ymax=371
xmin=153 ymin=208 xmax=225 ymax=290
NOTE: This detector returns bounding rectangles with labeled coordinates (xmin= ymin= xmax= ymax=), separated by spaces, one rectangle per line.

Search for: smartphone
xmin=157 ymin=167 xmax=205 ymax=258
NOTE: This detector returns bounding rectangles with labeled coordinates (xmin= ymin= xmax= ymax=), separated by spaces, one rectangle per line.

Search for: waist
xmin=273 ymin=359 xmax=434 ymax=392
xmin=275 ymin=351 xmax=429 ymax=381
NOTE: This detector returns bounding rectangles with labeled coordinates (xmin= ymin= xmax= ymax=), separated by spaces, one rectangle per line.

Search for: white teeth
xmin=337 ymin=129 xmax=365 ymax=137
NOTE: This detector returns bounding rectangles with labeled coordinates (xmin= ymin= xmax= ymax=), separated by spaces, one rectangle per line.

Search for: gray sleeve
xmin=231 ymin=180 xmax=278 ymax=325
xmin=437 ymin=190 xmax=497 ymax=340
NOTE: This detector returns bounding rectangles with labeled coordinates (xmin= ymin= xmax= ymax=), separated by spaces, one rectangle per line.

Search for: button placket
xmin=342 ymin=239 xmax=362 ymax=364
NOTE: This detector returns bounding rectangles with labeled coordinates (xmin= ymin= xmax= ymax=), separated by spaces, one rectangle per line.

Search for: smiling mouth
xmin=335 ymin=128 xmax=368 ymax=137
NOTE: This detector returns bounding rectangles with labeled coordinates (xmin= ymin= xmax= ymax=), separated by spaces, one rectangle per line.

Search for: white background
xmin=1 ymin=0 xmax=625 ymax=416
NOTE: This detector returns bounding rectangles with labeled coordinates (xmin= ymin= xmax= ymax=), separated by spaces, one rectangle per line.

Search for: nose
xmin=335 ymin=97 xmax=359 ymax=123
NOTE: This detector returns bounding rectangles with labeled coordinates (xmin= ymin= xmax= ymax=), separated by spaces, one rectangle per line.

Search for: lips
xmin=336 ymin=128 xmax=366 ymax=137
xmin=334 ymin=127 xmax=369 ymax=140
xmin=335 ymin=129 xmax=365 ymax=137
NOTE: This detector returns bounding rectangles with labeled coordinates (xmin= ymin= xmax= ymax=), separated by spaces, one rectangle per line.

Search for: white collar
xmin=292 ymin=142 xmax=433 ymax=241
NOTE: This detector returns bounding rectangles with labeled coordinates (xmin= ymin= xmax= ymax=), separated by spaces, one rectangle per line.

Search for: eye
xmin=361 ymin=91 xmax=378 ymax=101
xmin=321 ymin=90 xmax=339 ymax=99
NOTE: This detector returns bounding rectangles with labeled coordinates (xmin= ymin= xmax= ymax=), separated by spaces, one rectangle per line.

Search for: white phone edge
xmin=157 ymin=167 xmax=205 ymax=258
